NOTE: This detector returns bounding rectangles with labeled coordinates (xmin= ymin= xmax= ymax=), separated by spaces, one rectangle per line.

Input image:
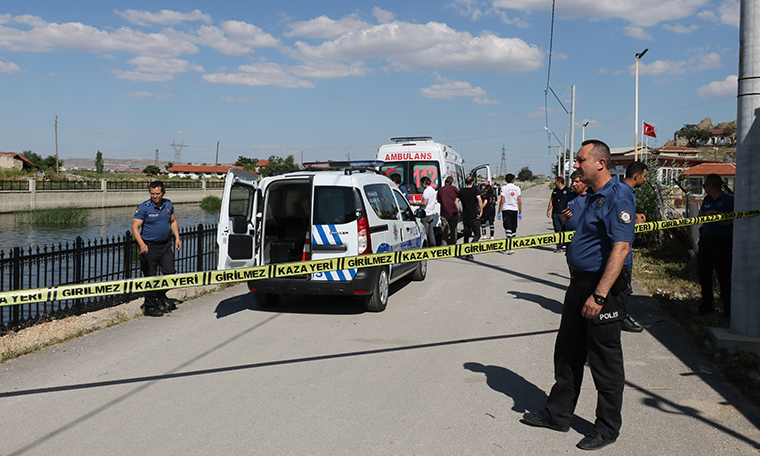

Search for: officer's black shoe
xmin=576 ymin=430 xmax=616 ymax=450
xmin=160 ymin=298 xmax=177 ymax=312
xmin=621 ymin=315 xmax=643 ymax=333
xmin=521 ymin=411 xmax=570 ymax=432
xmin=143 ymin=306 xmax=164 ymax=317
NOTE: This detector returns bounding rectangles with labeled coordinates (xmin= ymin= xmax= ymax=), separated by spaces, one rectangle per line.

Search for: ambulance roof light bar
xmin=390 ymin=136 xmax=433 ymax=143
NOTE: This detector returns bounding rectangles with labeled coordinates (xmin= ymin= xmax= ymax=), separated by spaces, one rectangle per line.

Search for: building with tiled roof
xmin=167 ymin=163 xmax=246 ymax=179
xmin=0 ymin=152 xmax=39 ymax=171
xmin=682 ymin=162 xmax=736 ymax=193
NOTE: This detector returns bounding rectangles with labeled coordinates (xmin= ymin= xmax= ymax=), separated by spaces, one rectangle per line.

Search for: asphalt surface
xmin=1 ymin=184 xmax=759 ymax=455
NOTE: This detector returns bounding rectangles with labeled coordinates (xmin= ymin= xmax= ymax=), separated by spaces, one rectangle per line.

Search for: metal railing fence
xmin=0 ymin=223 xmax=218 ymax=333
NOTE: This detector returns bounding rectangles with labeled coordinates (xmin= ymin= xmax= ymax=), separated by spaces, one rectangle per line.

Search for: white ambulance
xmin=216 ymin=162 xmax=427 ymax=312
xmin=377 ymin=137 xmax=491 ymax=241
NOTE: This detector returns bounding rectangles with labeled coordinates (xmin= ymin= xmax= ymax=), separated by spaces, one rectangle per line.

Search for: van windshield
xmin=313 ymin=186 xmax=357 ymax=225
xmin=381 ymin=161 xmax=441 ymax=194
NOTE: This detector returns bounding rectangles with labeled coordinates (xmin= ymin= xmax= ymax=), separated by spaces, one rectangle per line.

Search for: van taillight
xmin=301 ymin=232 xmax=311 ymax=261
xmin=357 ymin=216 xmax=371 ymax=255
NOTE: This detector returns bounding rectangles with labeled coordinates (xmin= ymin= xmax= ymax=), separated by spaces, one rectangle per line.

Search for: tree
xmin=164 ymin=162 xmax=174 ymax=171
xmin=95 ymin=150 xmax=104 ymax=174
xmin=22 ymin=150 xmax=62 ymax=171
xmin=235 ymin=156 xmax=260 ymax=171
xmin=258 ymin=155 xmax=299 ymax=177
xmin=675 ymin=124 xmax=712 ymax=147
xmin=517 ymin=166 xmax=534 ymax=181
xmin=143 ymin=165 xmax=161 ymax=176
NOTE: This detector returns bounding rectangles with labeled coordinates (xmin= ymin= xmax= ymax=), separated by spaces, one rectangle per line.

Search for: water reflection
xmin=0 ymin=204 xmax=220 ymax=250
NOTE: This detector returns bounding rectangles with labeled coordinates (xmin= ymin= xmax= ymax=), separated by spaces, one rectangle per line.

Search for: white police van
xmin=216 ymin=162 xmax=427 ymax=312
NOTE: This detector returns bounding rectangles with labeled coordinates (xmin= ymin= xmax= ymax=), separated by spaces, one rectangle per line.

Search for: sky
xmin=0 ymin=0 xmax=742 ymax=176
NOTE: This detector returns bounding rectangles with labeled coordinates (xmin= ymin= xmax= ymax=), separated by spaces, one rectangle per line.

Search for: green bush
xmin=200 ymin=195 xmax=222 ymax=212
xmin=17 ymin=205 xmax=90 ymax=225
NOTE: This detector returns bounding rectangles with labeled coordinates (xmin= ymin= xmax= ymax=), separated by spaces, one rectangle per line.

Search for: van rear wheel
xmin=365 ymin=268 xmax=389 ymax=312
xmin=254 ymin=292 xmax=279 ymax=308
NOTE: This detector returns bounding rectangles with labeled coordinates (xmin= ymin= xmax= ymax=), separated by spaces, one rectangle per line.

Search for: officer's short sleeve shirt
xmin=700 ymin=192 xmax=734 ymax=237
xmin=134 ymin=198 xmax=174 ymax=243
xmin=567 ymin=178 xmax=635 ymax=273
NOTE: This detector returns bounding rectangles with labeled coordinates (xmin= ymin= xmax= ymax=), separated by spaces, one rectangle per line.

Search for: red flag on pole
xmin=643 ymin=122 xmax=656 ymax=138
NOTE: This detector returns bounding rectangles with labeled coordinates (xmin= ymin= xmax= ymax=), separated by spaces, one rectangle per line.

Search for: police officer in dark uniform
xmin=547 ymin=176 xmax=572 ymax=252
xmin=522 ymin=140 xmax=634 ymax=451
xmin=132 ymin=181 xmax=182 ymax=317
xmin=697 ymin=173 xmax=734 ymax=316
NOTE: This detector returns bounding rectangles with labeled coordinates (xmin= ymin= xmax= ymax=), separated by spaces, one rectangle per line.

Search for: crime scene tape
xmin=1 ymin=209 xmax=759 ymax=307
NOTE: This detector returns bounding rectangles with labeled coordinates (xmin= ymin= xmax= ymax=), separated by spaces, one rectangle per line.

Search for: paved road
xmin=2 ymin=185 xmax=759 ymax=455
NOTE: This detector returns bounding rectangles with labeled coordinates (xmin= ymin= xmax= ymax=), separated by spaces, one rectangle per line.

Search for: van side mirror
xmin=415 ymin=208 xmax=426 ymax=219
xmin=232 ymin=216 xmax=248 ymax=234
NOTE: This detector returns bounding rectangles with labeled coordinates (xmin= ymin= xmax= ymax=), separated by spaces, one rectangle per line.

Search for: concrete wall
xmin=0 ymin=179 xmax=223 ymax=213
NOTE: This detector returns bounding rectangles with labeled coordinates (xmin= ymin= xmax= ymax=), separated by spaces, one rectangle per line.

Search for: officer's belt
xmin=570 ymin=269 xmax=602 ymax=282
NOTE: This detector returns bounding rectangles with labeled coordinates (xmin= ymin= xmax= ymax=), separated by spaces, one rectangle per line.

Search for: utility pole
xmin=723 ymin=0 xmax=760 ymax=349
xmin=54 ymin=115 xmax=59 ymax=175
xmin=155 ymin=149 xmax=159 ymax=167
xmin=215 ymin=141 xmax=219 ymax=176
xmin=499 ymin=144 xmax=507 ymax=178
xmin=569 ymin=85 xmax=575 ymax=183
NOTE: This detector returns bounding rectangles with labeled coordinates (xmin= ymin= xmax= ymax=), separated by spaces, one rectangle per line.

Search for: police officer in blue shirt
xmin=132 ymin=181 xmax=182 ymax=317
xmin=522 ymin=140 xmax=634 ymax=451
xmin=615 ymin=161 xmax=649 ymax=333
xmin=697 ymin=173 xmax=734 ymax=316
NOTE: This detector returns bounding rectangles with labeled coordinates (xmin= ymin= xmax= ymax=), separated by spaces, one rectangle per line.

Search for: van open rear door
xmin=217 ymin=168 xmax=259 ymax=270
xmin=469 ymin=164 xmax=492 ymax=186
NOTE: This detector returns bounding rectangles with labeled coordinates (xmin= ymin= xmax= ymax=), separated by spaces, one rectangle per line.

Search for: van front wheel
xmin=254 ymin=292 xmax=279 ymax=308
xmin=365 ymin=268 xmax=389 ymax=312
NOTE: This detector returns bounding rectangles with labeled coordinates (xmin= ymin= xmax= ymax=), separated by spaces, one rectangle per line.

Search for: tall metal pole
xmin=569 ymin=85 xmax=576 ymax=182
xmin=634 ymin=49 xmax=648 ymax=161
xmin=54 ymin=115 xmax=59 ymax=175
xmin=732 ymin=0 xmax=760 ymax=338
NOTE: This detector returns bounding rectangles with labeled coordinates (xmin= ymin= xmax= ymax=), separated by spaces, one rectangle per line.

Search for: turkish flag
xmin=643 ymin=122 xmax=656 ymax=138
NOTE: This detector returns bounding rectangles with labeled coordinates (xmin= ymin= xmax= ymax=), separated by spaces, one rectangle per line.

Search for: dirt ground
xmin=1 ymin=284 xmax=223 ymax=360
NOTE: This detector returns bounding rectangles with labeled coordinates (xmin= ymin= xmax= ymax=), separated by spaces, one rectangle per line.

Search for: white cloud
xmin=115 ymin=9 xmax=212 ymax=27
xmin=0 ymin=19 xmax=199 ymax=57
xmin=448 ymin=0 xmax=531 ymax=27
xmin=0 ymin=60 xmax=21 ymax=73
xmin=372 ymin=8 xmax=396 ymax=24
xmin=126 ymin=91 xmax=174 ymax=100
xmin=331 ymin=102 xmax=347 ymax=106
xmin=419 ymin=78 xmax=488 ymax=99
xmin=13 ymin=15 xmax=49 ymax=27
xmin=289 ymin=61 xmax=370 ymax=79
xmin=696 ymin=75 xmax=737 ymax=98
xmin=218 ymin=96 xmax=260 ymax=103
xmin=526 ymin=106 xmax=558 ymax=118
xmin=111 ymin=56 xmax=204 ymax=82
xmin=634 ymin=52 xmax=722 ymax=76
xmin=473 ymin=97 xmax=500 ymax=105
xmin=293 ymin=21 xmax=543 ymax=74
xmin=492 ymin=0 xmax=711 ymax=28
xmin=662 ymin=23 xmax=700 ymax=33
xmin=284 ymin=15 xmax=369 ymax=39
xmin=623 ymin=26 xmax=653 ymax=41
xmin=196 ymin=21 xmax=279 ymax=56
xmin=0 ymin=14 xmax=11 ymax=24
xmin=202 ymin=61 xmax=315 ymax=89
xmin=698 ymin=0 xmax=740 ymax=27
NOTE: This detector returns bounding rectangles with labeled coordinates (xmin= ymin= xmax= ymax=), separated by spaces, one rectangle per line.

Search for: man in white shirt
xmin=413 ymin=176 xmax=438 ymax=247
xmin=498 ymin=173 xmax=522 ymax=253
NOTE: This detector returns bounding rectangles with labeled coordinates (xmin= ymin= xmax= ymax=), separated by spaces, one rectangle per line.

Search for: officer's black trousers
xmin=139 ymin=240 xmax=176 ymax=309
xmin=697 ymin=235 xmax=732 ymax=316
xmin=544 ymin=277 xmax=625 ymax=440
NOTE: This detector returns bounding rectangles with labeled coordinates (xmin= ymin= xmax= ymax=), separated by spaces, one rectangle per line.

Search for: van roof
xmin=390 ymin=136 xmax=433 ymax=143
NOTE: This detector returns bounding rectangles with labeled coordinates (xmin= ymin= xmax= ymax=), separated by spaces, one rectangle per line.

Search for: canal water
xmin=0 ymin=203 xmax=221 ymax=251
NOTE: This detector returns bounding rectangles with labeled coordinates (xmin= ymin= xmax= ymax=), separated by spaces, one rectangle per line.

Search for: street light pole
xmin=582 ymin=121 xmax=589 ymax=143
xmin=635 ymin=48 xmax=648 ymax=161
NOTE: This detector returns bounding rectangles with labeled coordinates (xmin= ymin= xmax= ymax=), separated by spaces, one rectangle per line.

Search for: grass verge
xmin=16 ymin=205 xmax=90 ymax=225
xmin=633 ymin=245 xmax=760 ymax=406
